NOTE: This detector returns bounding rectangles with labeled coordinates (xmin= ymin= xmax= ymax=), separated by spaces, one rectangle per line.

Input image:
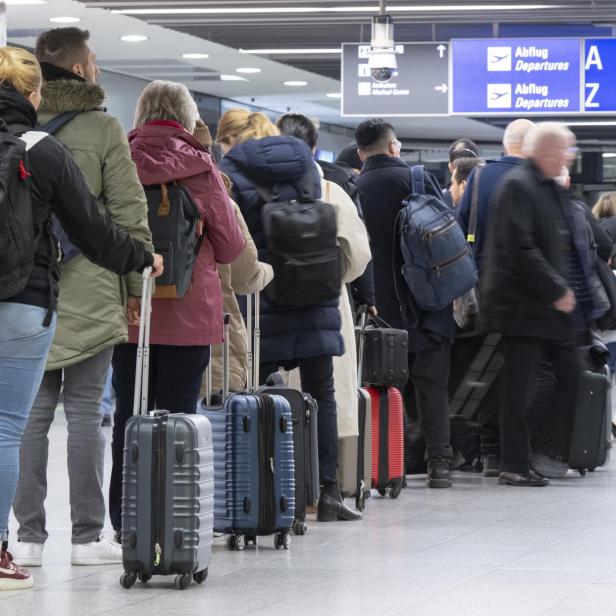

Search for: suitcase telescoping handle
xmin=246 ymin=291 xmax=261 ymax=392
xmin=133 ymin=267 xmax=153 ymax=417
xmin=356 ymin=304 xmax=369 ymax=385
xmin=204 ymin=313 xmax=231 ymax=405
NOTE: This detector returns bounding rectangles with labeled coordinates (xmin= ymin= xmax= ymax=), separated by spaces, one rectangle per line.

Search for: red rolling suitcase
xmin=368 ymin=386 xmax=405 ymax=498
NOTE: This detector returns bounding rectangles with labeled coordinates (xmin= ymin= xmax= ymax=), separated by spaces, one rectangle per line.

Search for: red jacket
xmin=128 ymin=121 xmax=245 ymax=346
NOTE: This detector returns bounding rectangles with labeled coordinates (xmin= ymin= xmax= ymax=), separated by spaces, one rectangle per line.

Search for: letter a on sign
xmin=585 ymin=45 xmax=604 ymax=71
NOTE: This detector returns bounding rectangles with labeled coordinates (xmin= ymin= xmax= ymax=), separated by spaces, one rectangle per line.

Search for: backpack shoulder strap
xmin=410 ymin=165 xmax=425 ymax=195
xmin=38 ymin=111 xmax=84 ymax=136
xmin=467 ymin=165 xmax=483 ymax=244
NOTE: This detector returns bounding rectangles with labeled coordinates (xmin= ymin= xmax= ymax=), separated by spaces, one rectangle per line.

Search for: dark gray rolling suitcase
xmin=120 ymin=269 xmax=214 ymax=590
xmin=569 ymin=367 xmax=612 ymax=473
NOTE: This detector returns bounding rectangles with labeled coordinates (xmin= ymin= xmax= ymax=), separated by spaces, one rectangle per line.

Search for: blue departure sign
xmin=584 ymin=39 xmax=616 ymax=113
xmin=451 ymin=38 xmax=581 ymax=115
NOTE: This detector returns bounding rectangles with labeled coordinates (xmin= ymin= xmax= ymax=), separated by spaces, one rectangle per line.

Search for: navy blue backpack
xmin=397 ymin=166 xmax=477 ymax=312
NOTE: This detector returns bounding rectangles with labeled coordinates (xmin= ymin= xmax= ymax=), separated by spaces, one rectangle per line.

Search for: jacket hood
xmin=0 ymin=83 xmax=37 ymax=128
xmin=128 ymin=123 xmax=214 ymax=185
xmin=40 ymin=79 xmax=105 ymax=114
xmin=224 ymin=135 xmax=314 ymax=182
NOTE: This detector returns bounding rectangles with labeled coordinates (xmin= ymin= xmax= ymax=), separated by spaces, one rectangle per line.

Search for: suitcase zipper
xmin=152 ymin=414 xmax=167 ymax=571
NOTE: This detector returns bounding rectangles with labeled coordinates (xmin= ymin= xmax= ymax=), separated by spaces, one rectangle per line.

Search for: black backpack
xmin=143 ymin=182 xmax=203 ymax=298
xmin=0 ymin=123 xmax=41 ymax=300
xmin=258 ymin=173 xmax=342 ymax=307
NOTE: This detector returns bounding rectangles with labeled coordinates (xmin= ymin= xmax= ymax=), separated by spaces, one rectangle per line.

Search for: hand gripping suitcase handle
xmin=356 ymin=304 xmax=369 ymax=384
xmin=133 ymin=267 xmax=153 ymax=417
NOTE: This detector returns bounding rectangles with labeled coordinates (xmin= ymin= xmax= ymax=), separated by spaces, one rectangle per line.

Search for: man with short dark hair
xmin=355 ymin=118 xmax=454 ymax=488
xmin=450 ymin=157 xmax=483 ymax=207
xmin=13 ymin=27 xmax=153 ymax=566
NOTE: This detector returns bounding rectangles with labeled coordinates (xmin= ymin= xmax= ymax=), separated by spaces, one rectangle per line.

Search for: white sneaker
xmin=11 ymin=542 xmax=43 ymax=567
xmin=71 ymin=537 xmax=122 ymax=566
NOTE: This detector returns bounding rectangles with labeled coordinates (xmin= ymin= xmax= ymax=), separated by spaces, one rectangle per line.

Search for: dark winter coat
xmin=0 ymin=83 xmax=153 ymax=323
xmin=481 ymin=159 xmax=583 ymax=341
xmin=219 ymin=136 xmax=344 ymax=364
xmin=356 ymin=155 xmax=454 ymax=352
xmin=457 ymin=155 xmax=523 ymax=275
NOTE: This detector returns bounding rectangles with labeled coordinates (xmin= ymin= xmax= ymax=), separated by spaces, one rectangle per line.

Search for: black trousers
xmin=109 ymin=343 xmax=210 ymax=531
xmin=408 ymin=341 xmax=453 ymax=461
xmin=501 ymin=337 xmax=580 ymax=473
xmin=260 ymin=355 xmax=338 ymax=484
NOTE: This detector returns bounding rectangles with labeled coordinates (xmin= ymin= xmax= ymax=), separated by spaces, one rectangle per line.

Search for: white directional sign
xmin=341 ymin=42 xmax=449 ymax=117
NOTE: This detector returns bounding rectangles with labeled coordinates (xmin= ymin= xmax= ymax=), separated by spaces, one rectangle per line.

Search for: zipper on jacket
xmin=422 ymin=218 xmax=456 ymax=242
xmin=432 ymin=247 xmax=470 ymax=277
xmin=257 ymin=395 xmax=275 ymax=532
xmin=379 ymin=389 xmax=389 ymax=490
xmin=152 ymin=415 xmax=167 ymax=572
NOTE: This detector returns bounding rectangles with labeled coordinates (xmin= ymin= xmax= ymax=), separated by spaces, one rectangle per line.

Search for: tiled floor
xmin=3 ymin=412 xmax=616 ymax=616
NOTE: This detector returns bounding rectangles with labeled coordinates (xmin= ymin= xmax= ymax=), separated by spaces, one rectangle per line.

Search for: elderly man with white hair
xmin=454 ymin=118 xmax=534 ymax=478
xmin=480 ymin=122 xmax=587 ymax=487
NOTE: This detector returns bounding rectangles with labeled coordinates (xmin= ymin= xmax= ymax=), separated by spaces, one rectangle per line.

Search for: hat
xmin=336 ymin=142 xmax=362 ymax=171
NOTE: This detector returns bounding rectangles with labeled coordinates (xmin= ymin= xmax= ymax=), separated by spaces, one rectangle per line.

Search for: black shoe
xmin=482 ymin=454 xmax=501 ymax=478
xmin=101 ymin=415 xmax=111 ymax=427
xmin=317 ymin=482 xmax=362 ymax=522
xmin=498 ymin=471 xmax=549 ymax=487
xmin=427 ymin=457 xmax=451 ymax=488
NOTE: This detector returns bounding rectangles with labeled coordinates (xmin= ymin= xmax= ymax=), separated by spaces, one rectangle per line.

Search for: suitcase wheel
xmin=175 ymin=573 xmax=192 ymax=591
xmin=138 ymin=572 xmax=152 ymax=584
xmin=377 ymin=488 xmax=387 ymax=497
xmin=292 ymin=519 xmax=308 ymax=536
xmin=120 ymin=571 xmax=137 ymax=589
xmin=274 ymin=532 xmax=291 ymax=550
xmin=389 ymin=483 xmax=402 ymax=499
xmin=193 ymin=568 xmax=208 ymax=585
xmin=355 ymin=494 xmax=367 ymax=512
xmin=227 ymin=534 xmax=245 ymax=551
xmin=579 ymin=469 xmax=587 ymax=477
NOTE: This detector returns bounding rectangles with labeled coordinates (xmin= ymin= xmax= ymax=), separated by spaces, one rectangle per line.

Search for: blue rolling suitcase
xmin=120 ymin=269 xmax=214 ymax=590
xmin=200 ymin=295 xmax=295 ymax=550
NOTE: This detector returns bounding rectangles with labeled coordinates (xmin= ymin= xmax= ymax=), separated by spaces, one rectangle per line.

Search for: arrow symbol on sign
xmin=435 ymin=83 xmax=448 ymax=93
xmin=437 ymin=44 xmax=446 ymax=58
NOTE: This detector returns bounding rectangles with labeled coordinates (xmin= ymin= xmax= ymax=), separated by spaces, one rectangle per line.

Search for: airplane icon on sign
xmin=487 ymin=46 xmax=512 ymax=71
xmin=487 ymin=83 xmax=512 ymax=108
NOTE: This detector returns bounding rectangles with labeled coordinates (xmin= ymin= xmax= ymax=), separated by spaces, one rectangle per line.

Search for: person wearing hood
xmin=107 ymin=81 xmax=245 ymax=539
xmin=13 ymin=28 xmax=158 ymax=569
xmin=216 ymin=109 xmax=361 ymax=522
xmin=0 ymin=47 xmax=161 ymax=590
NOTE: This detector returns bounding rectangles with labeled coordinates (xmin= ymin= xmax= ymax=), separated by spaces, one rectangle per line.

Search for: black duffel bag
xmin=356 ymin=311 xmax=409 ymax=388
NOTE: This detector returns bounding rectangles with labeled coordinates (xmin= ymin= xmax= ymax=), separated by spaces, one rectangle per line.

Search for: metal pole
xmin=379 ymin=0 xmax=386 ymax=16
xmin=0 ymin=3 xmax=6 ymax=48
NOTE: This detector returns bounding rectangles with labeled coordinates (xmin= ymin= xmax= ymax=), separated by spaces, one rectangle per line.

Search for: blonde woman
xmin=593 ymin=192 xmax=616 ymax=247
xmin=0 ymin=47 xmax=160 ymax=590
xmin=217 ymin=109 xmax=362 ymax=522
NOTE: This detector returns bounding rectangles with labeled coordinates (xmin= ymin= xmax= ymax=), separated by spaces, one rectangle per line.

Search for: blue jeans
xmin=100 ymin=367 xmax=115 ymax=416
xmin=0 ymin=303 xmax=56 ymax=542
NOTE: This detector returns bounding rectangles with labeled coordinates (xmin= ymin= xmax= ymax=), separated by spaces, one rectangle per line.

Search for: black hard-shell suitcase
xmin=199 ymin=294 xmax=295 ymax=551
xmin=120 ymin=269 xmax=214 ymax=591
xmin=569 ymin=367 xmax=612 ymax=473
xmin=262 ymin=374 xmax=319 ymax=536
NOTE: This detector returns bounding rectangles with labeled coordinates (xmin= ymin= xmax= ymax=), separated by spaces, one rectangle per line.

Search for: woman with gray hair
xmin=107 ymin=80 xmax=245 ymax=537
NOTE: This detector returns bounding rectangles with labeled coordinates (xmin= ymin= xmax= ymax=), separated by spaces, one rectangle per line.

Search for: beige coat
xmin=288 ymin=167 xmax=372 ymax=438
xmin=202 ymin=201 xmax=273 ymax=397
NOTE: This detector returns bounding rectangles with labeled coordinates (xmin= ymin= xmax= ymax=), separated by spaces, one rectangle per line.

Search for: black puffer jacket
xmin=480 ymin=160 xmax=576 ymax=341
xmin=0 ymin=84 xmax=153 ymax=321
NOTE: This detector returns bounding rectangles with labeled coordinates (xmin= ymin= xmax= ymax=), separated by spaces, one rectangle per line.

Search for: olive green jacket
xmin=39 ymin=78 xmax=153 ymax=370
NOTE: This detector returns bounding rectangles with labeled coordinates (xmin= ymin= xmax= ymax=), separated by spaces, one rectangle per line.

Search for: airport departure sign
xmin=340 ymin=37 xmax=616 ymax=116
xmin=451 ymin=38 xmax=581 ymax=115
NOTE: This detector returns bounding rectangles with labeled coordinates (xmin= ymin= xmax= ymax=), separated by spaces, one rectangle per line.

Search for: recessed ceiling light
xmin=50 ymin=16 xmax=80 ymax=23
xmin=241 ymin=48 xmax=341 ymax=55
xmin=220 ymin=74 xmax=248 ymax=81
xmin=284 ymin=81 xmax=308 ymax=87
xmin=603 ymin=153 xmax=616 ymax=158
xmin=567 ymin=121 xmax=616 ymax=127
xmin=326 ymin=92 xmax=342 ymax=99
xmin=236 ymin=67 xmax=262 ymax=74
xmin=120 ymin=34 xmax=148 ymax=43
xmin=182 ymin=53 xmax=209 ymax=59
xmin=114 ymin=5 xmax=557 ymax=15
